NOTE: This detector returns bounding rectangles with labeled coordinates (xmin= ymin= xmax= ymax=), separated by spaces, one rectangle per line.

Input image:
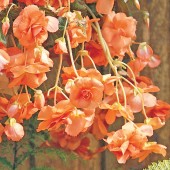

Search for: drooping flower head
xmin=13 ymin=5 xmax=48 ymax=48
xmin=67 ymin=77 xmax=104 ymax=109
xmin=18 ymin=0 xmax=47 ymax=6
xmin=102 ymin=11 xmax=137 ymax=58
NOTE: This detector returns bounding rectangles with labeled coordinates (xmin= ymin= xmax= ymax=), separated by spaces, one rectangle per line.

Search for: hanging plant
xmin=0 ymin=0 xmax=170 ymax=169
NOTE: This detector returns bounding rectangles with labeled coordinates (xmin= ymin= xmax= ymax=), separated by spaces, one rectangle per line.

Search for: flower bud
xmin=34 ymin=90 xmax=45 ymax=109
xmin=2 ymin=17 xmax=10 ymax=36
xmin=4 ymin=118 xmax=24 ymax=141
xmin=134 ymin=0 xmax=140 ymax=10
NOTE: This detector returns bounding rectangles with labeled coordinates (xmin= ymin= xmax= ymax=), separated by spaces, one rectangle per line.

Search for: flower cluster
xmin=0 ymin=0 xmax=169 ymax=164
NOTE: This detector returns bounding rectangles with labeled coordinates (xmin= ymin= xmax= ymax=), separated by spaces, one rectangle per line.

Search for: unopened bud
xmin=2 ymin=17 xmax=10 ymax=36
xmin=34 ymin=90 xmax=45 ymax=109
xmin=134 ymin=0 xmax=140 ymax=10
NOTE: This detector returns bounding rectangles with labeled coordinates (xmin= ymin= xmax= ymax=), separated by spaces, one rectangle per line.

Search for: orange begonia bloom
xmin=8 ymin=93 xmax=38 ymax=122
xmin=62 ymin=67 xmax=103 ymax=85
xmin=132 ymin=142 xmax=166 ymax=162
xmin=4 ymin=118 xmax=24 ymax=141
xmin=18 ymin=0 xmax=46 ymax=6
xmin=136 ymin=43 xmax=161 ymax=68
xmin=84 ymin=40 xmax=108 ymax=66
xmin=146 ymin=100 xmax=170 ymax=120
xmin=127 ymin=59 xmax=147 ymax=77
xmin=44 ymin=129 xmax=94 ymax=159
xmin=145 ymin=117 xmax=165 ymax=130
xmin=66 ymin=11 xmax=93 ymax=48
xmin=91 ymin=112 xmax=108 ymax=139
xmin=13 ymin=5 xmax=48 ymax=48
xmin=47 ymin=129 xmax=92 ymax=157
xmin=105 ymin=122 xmax=156 ymax=164
xmin=65 ymin=109 xmax=95 ymax=136
xmin=5 ymin=47 xmax=53 ymax=88
xmin=102 ymin=11 xmax=137 ymax=57
xmin=68 ymin=77 xmax=104 ymax=109
xmin=99 ymin=102 xmax=134 ymax=125
xmin=37 ymin=100 xmax=74 ymax=132
xmin=49 ymin=0 xmax=75 ymax=9
xmin=86 ymin=0 xmax=115 ymax=14
xmin=62 ymin=66 xmax=77 ymax=85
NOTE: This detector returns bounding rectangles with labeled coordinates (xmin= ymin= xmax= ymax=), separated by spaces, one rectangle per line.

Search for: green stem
xmin=12 ymin=142 xmax=17 ymax=170
xmin=6 ymin=4 xmax=16 ymax=17
xmin=29 ymin=140 xmax=36 ymax=169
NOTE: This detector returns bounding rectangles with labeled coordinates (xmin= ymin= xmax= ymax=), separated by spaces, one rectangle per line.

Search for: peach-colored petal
xmin=96 ymin=0 xmax=114 ymax=14
xmin=65 ymin=110 xmax=86 ymax=136
xmin=46 ymin=16 xmax=59 ymax=33
xmin=13 ymin=5 xmax=48 ymax=47
xmin=4 ymin=121 xmax=24 ymax=141
xmin=69 ymin=77 xmax=104 ymax=109
xmin=102 ymin=11 xmax=137 ymax=57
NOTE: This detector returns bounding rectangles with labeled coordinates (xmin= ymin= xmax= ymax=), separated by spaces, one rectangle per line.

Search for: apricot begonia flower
xmin=68 ymin=77 xmax=104 ymax=109
xmin=105 ymin=122 xmax=154 ymax=164
xmin=86 ymin=0 xmax=115 ymax=14
xmin=84 ymin=40 xmax=107 ymax=66
xmin=136 ymin=43 xmax=161 ymax=68
xmin=127 ymin=59 xmax=147 ymax=77
xmin=13 ymin=5 xmax=48 ymax=48
xmin=102 ymin=11 xmax=137 ymax=57
xmin=37 ymin=100 xmax=74 ymax=132
xmin=18 ymin=0 xmax=47 ymax=6
xmin=6 ymin=93 xmax=38 ymax=122
xmin=132 ymin=142 xmax=167 ymax=162
xmin=49 ymin=0 xmax=75 ymax=9
xmin=145 ymin=117 xmax=165 ymax=130
xmin=65 ymin=109 xmax=87 ymax=137
xmin=128 ymin=93 xmax=156 ymax=113
xmin=5 ymin=47 xmax=53 ymax=88
xmin=65 ymin=109 xmax=95 ymax=136
xmin=66 ymin=12 xmax=93 ymax=48
xmin=4 ymin=118 xmax=24 ymax=141
xmin=91 ymin=112 xmax=108 ymax=139
xmin=146 ymin=100 xmax=170 ymax=120
xmin=45 ymin=129 xmax=94 ymax=159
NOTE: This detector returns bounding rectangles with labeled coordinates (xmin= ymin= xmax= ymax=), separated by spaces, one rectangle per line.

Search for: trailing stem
xmin=12 ymin=142 xmax=17 ymax=170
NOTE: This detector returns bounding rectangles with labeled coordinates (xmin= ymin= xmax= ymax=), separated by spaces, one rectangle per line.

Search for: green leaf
xmin=0 ymin=157 xmax=12 ymax=169
xmin=71 ymin=0 xmax=87 ymax=17
xmin=143 ymin=159 xmax=170 ymax=170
